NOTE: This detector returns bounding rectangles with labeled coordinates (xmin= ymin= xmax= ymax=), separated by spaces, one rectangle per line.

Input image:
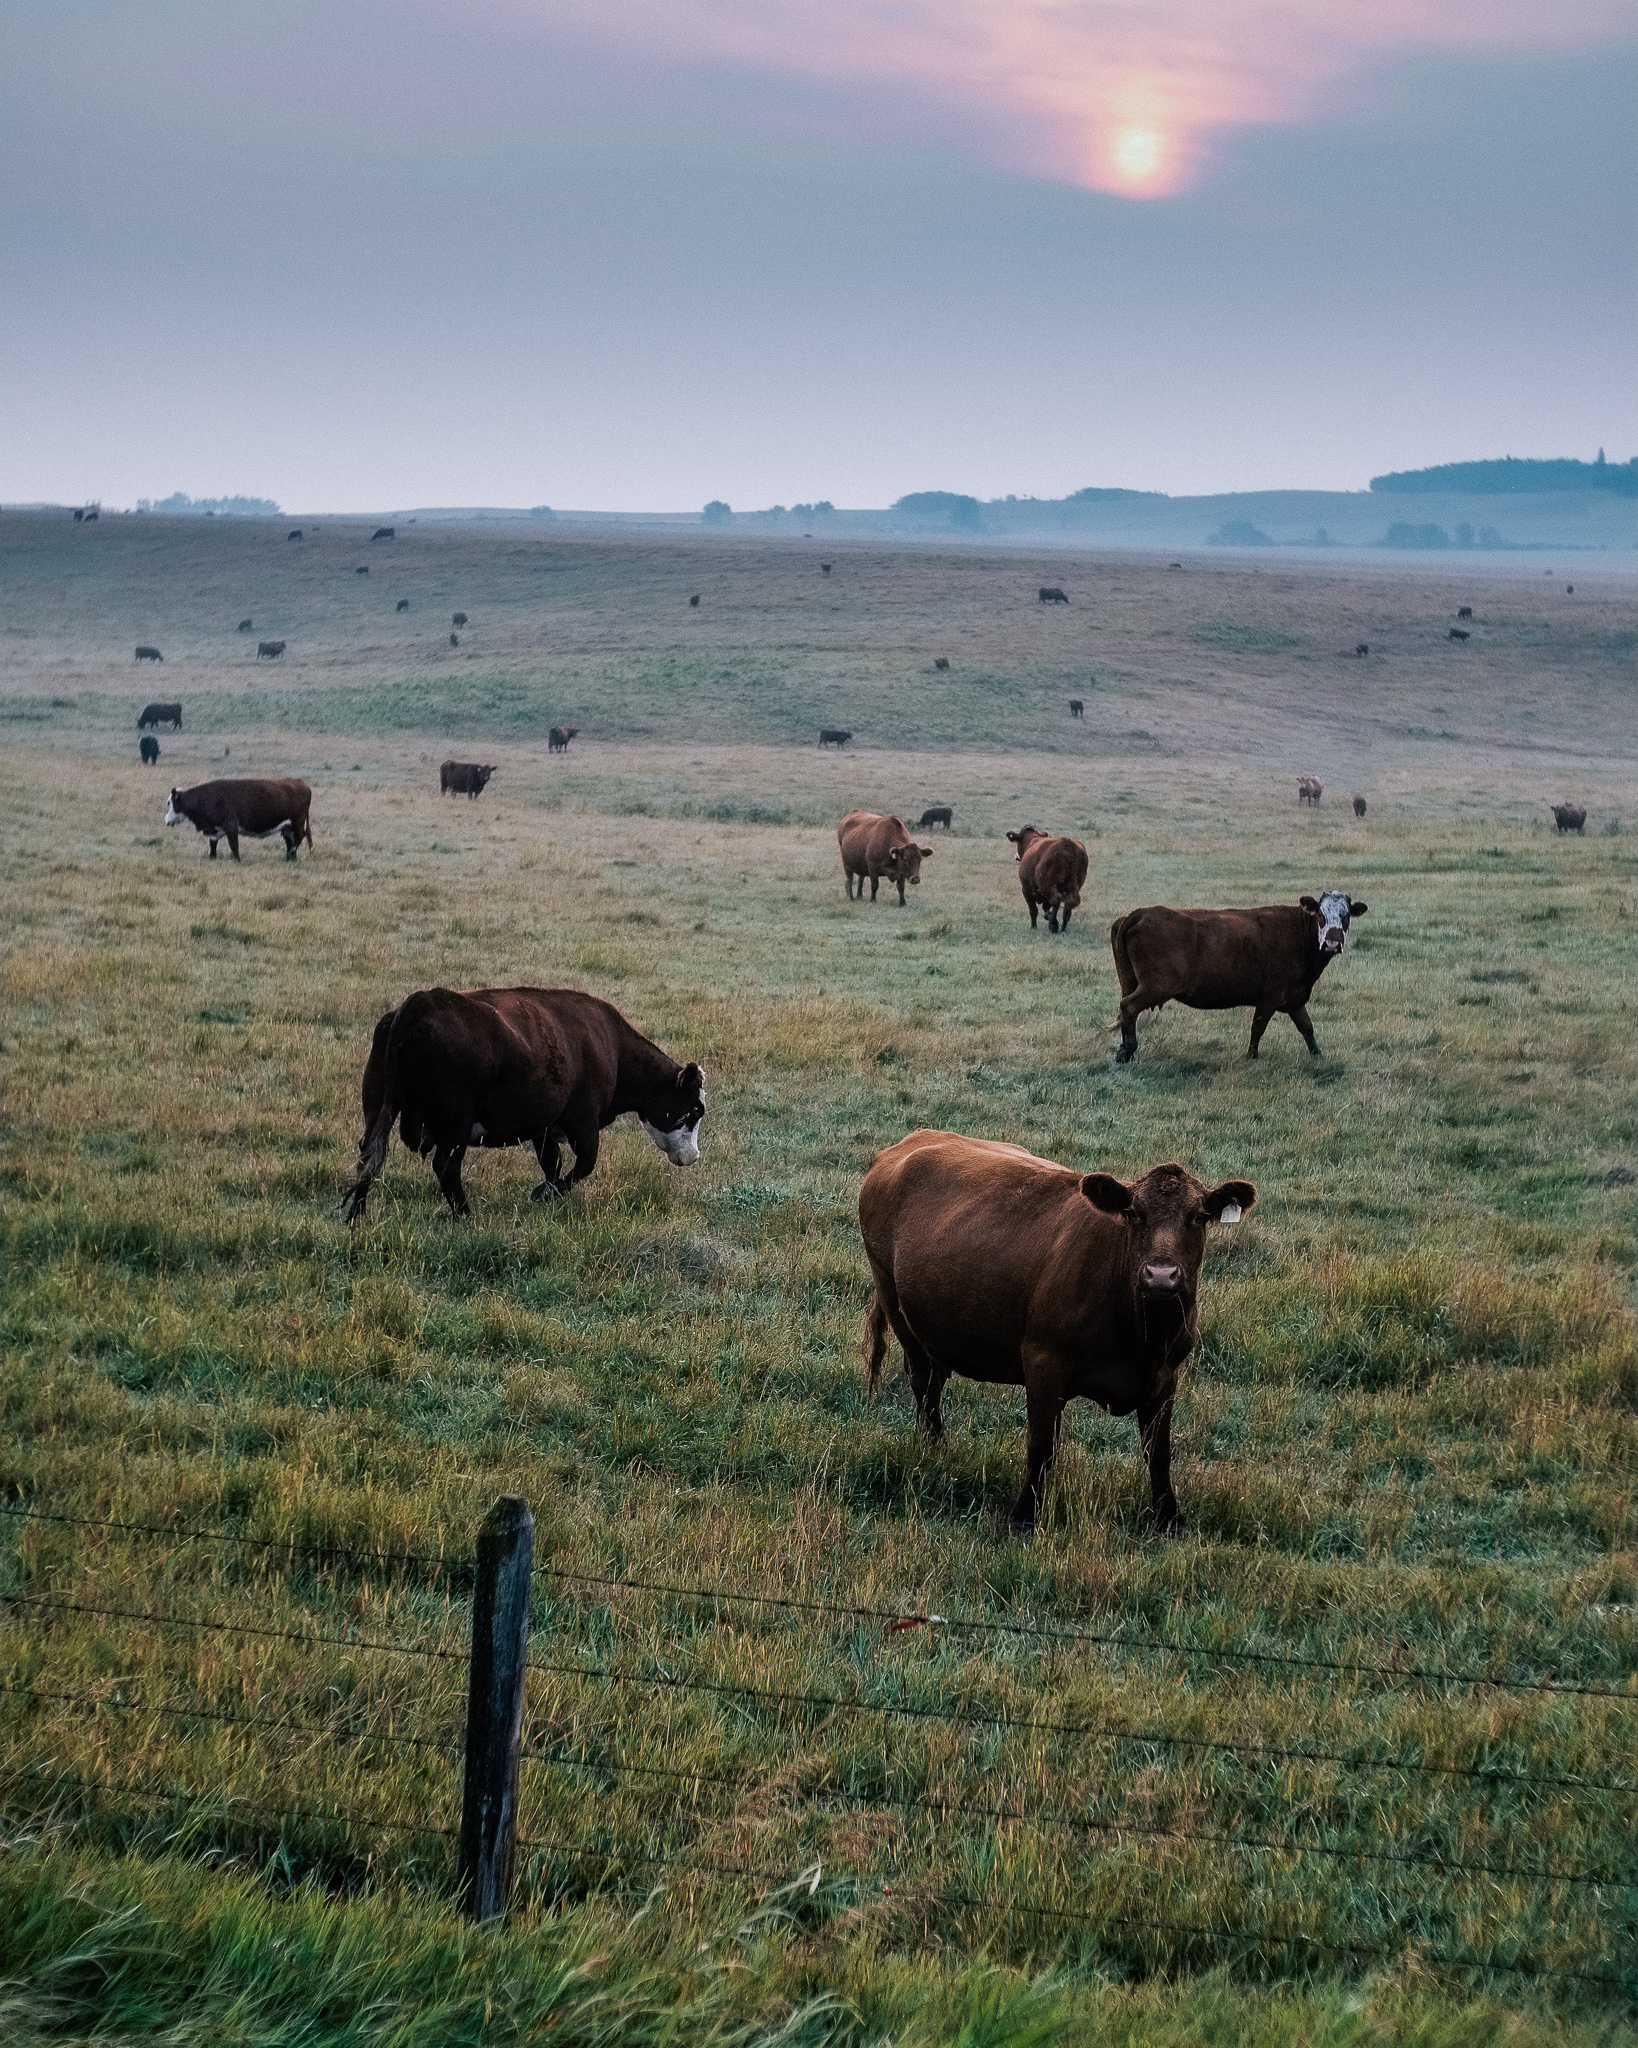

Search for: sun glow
xmin=1111 ymin=125 xmax=1165 ymax=191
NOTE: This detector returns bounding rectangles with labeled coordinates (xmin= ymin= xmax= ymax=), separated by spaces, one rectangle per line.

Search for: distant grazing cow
xmin=1038 ymin=586 xmax=1069 ymax=604
xmin=818 ymin=729 xmax=852 ymax=748
xmin=1355 ymin=644 xmax=1369 ymax=657
xmin=135 ymin=647 xmax=164 ymax=664
xmin=139 ymin=735 xmax=160 ymax=765
xmin=73 ymin=509 xmax=84 ymax=523
xmin=548 ymin=726 xmax=578 ymax=754
xmin=1297 ymin=776 xmax=1323 ymax=806
xmin=441 ymin=760 xmax=495 ymax=798
xmin=396 ymin=599 xmax=409 ymax=612
xmin=689 ymin=595 xmax=701 ymax=607
xmin=452 ymin=612 xmax=467 ymax=627
xmin=137 ymin=702 xmax=182 ymax=730
xmin=372 ymin=527 xmax=395 ymax=540
xmin=356 ymin=565 xmax=370 ymax=575
xmin=1457 ymin=606 xmax=1473 ymax=620
xmin=1068 ymin=698 xmax=1084 ymax=718
xmin=450 ymin=633 xmax=459 ymax=647
xmin=1110 ymin=893 xmax=1367 ymax=1064
xmin=860 ymin=1130 xmax=1255 ymax=1535
xmin=1553 ymin=803 xmax=1587 ymax=834
xmin=933 ymin=657 xmax=950 ymax=671
xmin=84 ymin=509 xmax=98 ymax=522
xmin=1449 ymin=627 xmax=1469 ymax=642
xmin=1352 ymin=794 xmax=1367 ymax=818
xmin=1168 ymin=562 xmax=1182 ymax=570
xmin=917 ymin=807 xmax=953 ymax=831
xmin=838 ymin=810 xmax=933 ymax=905
xmin=821 ymin=564 xmax=832 ymax=574
xmin=1566 ymin=585 xmax=1574 ymax=594
xmin=166 ymin=777 xmax=313 ymax=861
xmin=347 ymin=986 xmax=705 ymax=1221
xmin=257 ymin=640 xmax=286 ymax=660
xmin=1006 ymin=824 xmax=1089 ymax=933
xmin=237 ymin=619 xmax=253 ymax=633
xmin=287 ymin=529 xmax=303 ymax=541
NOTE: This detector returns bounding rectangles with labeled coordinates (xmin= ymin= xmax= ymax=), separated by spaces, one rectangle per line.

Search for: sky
xmin=3 ymin=0 xmax=1635 ymax=511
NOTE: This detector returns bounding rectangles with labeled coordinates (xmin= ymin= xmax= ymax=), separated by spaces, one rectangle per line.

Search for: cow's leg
xmin=1059 ymin=904 xmax=1074 ymax=932
xmin=1012 ymin=1384 xmax=1066 ymax=1535
xmin=896 ymin=878 xmax=907 ymax=906
xmin=529 ymin=1129 xmax=566 ymax=1200
xmin=1289 ymin=1003 xmax=1321 ymax=1057
xmin=207 ymin=836 xmax=218 ymax=859
xmin=557 ymin=1106 xmax=601 ymax=1187
xmin=1046 ymin=904 xmax=1060 ymax=933
xmin=1248 ymin=1005 xmax=1275 ymax=1057
xmin=432 ymin=1144 xmax=470 ymax=1218
xmin=227 ymin=831 xmax=241 ymax=861
xmin=1136 ymin=1388 xmax=1182 ymax=1535
xmin=1027 ymin=897 xmax=1039 ymax=928
xmin=1114 ymin=994 xmax=1144 ymax=1063
xmin=880 ymin=1299 xmax=945 ymax=1440
xmin=869 ymin=874 xmax=880 ymax=901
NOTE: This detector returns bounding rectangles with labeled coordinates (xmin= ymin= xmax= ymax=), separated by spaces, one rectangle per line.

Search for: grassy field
xmin=2 ymin=512 xmax=1636 ymax=2044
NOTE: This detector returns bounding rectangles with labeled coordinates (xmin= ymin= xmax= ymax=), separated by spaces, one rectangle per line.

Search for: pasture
xmin=2 ymin=512 xmax=1636 ymax=2045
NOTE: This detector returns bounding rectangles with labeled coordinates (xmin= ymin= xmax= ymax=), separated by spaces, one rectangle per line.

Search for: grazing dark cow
xmin=287 ymin=529 xmax=303 ymax=541
xmin=818 ymin=728 xmax=852 ymax=748
xmin=548 ymin=726 xmax=578 ymax=754
xmin=1068 ymin=698 xmax=1084 ymax=718
xmin=237 ymin=619 xmax=253 ymax=633
xmin=917 ymin=806 xmax=953 ymax=831
xmin=689 ymin=594 xmax=701 ymax=607
xmin=1297 ymin=776 xmax=1323 ymax=806
xmin=257 ymin=640 xmax=286 ymax=660
xmin=1566 ymin=585 xmax=1574 ymax=594
xmin=441 ymin=760 xmax=496 ymax=798
xmin=821 ymin=563 xmax=832 ymax=574
xmin=452 ymin=611 xmax=467 ymax=627
xmin=356 ymin=565 xmax=370 ymax=575
xmin=73 ymin=509 xmax=84 ymax=523
xmin=135 ymin=646 xmax=164 ymax=664
xmin=346 ymin=987 xmax=706 ymax=1221
xmin=1352 ymin=794 xmax=1367 ymax=818
xmin=1355 ymin=643 xmax=1369 ymax=657
xmin=139 ymin=735 xmax=160 ymax=765
xmin=138 ymin=701 xmax=182 ymax=730
xmin=1006 ymin=824 xmax=1089 ymax=933
xmin=1038 ymin=586 xmax=1069 ymax=603
xmin=1449 ymin=627 xmax=1469 ymax=642
xmin=165 ymin=777 xmax=313 ymax=861
xmin=933 ymin=657 xmax=950 ymax=671
xmin=1168 ymin=561 xmax=1182 ymax=570
xmin=450 ymin=633 xmax=459 ymax=647
xmin=372 ymin=526 xmax=395 ymax=540
xmin=84 ymin=509 xmax=98 ymax=521
xmin=396 ymin=599 xmax=409 ymax=612
xmin=839 ymin=810 xmax=932 ymax=905
xmin=1553 ymin=803 xmax=1587 ymax=834
xmin=1110 ymin=893 xmax=1367 ymax=1063
xmin=1457 ymin=606 xmax=1473 ymax=620
xmin=860 ymin=1130 xmax=1255 ymax=1535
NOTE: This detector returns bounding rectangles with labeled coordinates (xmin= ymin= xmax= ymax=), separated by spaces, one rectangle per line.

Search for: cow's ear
xmin=920 ymin=845 xmax=934 ymax=858
xmin=1298 ymin=894 xmax=1320 ymax=913
xmin=679 ymin=1061 xmax=704 ymax=1091
xmin=1348 ymin=900 xmax=1367 ymax=917
xmin=1204 ymin=1180 xmax=1257 ymax=1223
xmin=1005 ymin=830 xmax=1020 ymax=844
xmin=1081 ymin=1172 xmax=1132 ymax=1214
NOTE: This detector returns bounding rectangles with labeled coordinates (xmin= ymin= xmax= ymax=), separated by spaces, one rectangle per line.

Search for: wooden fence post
xmin=459 ymin=1494 xmax=534 ymax=1921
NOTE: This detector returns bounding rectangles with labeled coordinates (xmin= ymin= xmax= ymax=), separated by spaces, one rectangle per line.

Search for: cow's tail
xmin=303 ymin=810 xmax=313 ymax=849
xmin=345 ymin=1099 xmax=397 ymax=1225
xmin=1109 ymin=911 xmax=1138 ymax=1025
xmin=862 ymin=1290 xmax=890 ymax=1396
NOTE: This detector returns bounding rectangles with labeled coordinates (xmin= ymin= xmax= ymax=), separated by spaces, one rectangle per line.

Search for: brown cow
xmin=440 ymin=760 xmax=495 ymax=797
xmin=548 ymin=726 xmax=578 ymax=754
xmin=137 ymin=702 xmax=182 ymax=729
xmin=1297 ymin=776 xmax=1323 ymax=806
xmin=347 ymin=987 xmax=705 ymax=1221
xmin=1553 ymin=803 xmax=1587 ymax=833
xmin=1352 ymin=794 xmax=1367 ymax=818
xmin=839 ymin=811 xmax=932 ymax=905
xmin=257 ymin=640 xmax=286 ymax=659
xmin=165 ymin=778 xmax=313 ymax=861
xmin=1006 ymin=824 xmax=1089 ymax=932
xmin=1110 ymin=893 xmax=1366 ymax=1063
xmin=860 ymin=1130 xmax=1255 ymax=1534
xmin=1068 ymin=698 xmax=1084 ymax=717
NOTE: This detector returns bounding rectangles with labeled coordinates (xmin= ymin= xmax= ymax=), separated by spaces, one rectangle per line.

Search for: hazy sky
xmin=4 ymin=0 xmax=1634 ymax=511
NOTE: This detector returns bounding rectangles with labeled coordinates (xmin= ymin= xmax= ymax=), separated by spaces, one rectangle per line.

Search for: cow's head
xmin=640 ymin=1062 xmax=707 ymax=1166
xmin=1081 ymin=1163 xmax=1256 ymax=1346
xmin=1300 ymin=890 xmax=1367 ymax=956
xmin=1006 ymin=825 xmax=1046 ymax=861
xmin=887 ymin=842 xmax=933 ymax=886
xmin=479 ymin=766 xmax=496 ymax=788
xmin=164 ymin=790 xmax=185 ymax=826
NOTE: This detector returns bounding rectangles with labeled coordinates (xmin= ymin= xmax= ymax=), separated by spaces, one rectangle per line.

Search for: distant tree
xmin=702 ymin=500 xmax=731 ymax=524
xmin=893 ymin=491 xmax=982 ymax=531
xmin=1370 ymin=456 xmax=1638 ymax=497
xmin=529 ymin=505 xmax=555 ymax=520
xmin=1380 ymin=522 xmax=1451 ymax=549
xmin=1207 ymin=520 xmax=1272 ymax=546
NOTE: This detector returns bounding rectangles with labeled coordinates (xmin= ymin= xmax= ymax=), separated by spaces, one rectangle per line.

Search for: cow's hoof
xmin=1009 ymin=1516 xmax=1037 ymax=1541
xmin=1115 ymin=1047 xmax=1136 ymax=1066
xmin=1152 ymin=1507 xmax=1185 ymax=1538
xmin=529 ymin=1179 xmax=564 ymax=1203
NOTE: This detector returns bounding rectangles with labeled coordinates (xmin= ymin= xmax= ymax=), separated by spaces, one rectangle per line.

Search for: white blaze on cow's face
xmin=641 ymin=1071 xmax=706 ymax=1167
xmin=1315 ymin=890 xmax=1359 ymax=955
xmin=164 ymin=791 xmax=184 ymax=826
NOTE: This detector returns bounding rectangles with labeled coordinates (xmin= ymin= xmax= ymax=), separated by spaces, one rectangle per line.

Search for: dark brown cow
xmin=396 ymin=599 xmax=410 ymax=612
xmin=689 ymin=594 xmax=701 ymax=607
xmin=1352 ymin=793 xmax=1367 ymax=818
xmin=1355 ymin=643 xmax=1369 ymax=657
xmin=257 ymin=640 xmax=285 ymax=659
xmin=1038 ymin=586 xmax=1069 ymax=603
xmin=917 ymin=806 xmax=953 ymax=831
xmin=1110 ymin=893 xmax=1367 ymax=1063
xmin=287 ymin=529 xmax=303 ymax=541
xmin=821 ymin=563 xmax=832 ymax=574
xmin=1449 ymin=627 xmax=1469 ymax=642
xmin=137 ymin=702 xmax=182 ymax=729
xmin=1297 ymin=775 xmax=1323 ymax=806
xmin=1068 ymin=698 xmax=1084 ymax=717
xmin=860 ymin=1130 xmax=1255 ymax=1534
xmin=237 ymin=619 xmax=253 ymax=632
xmin=839 ymin=810 xmax=932 ymax=905
xmin=372 ymin=526 xmax=395 ymax=540
xmin=818 ymin=728 xmax=852 ymax=748
xmin=1006 ymin=824 xmax=1089 ymax=932
xmin=548 ymin=726 xmax=578 ymax=754
xmin=441 ymin=760 xmax=495 ymax=797
xmin=139 ymin=735 xmax=160 ymax=765
xmin=166 ymin=778 xmax=313 ymax=861
xmin=450 ymin=633 xmax=459 ymax=647
xmin=1457 ymin=606 xmax=1473 ymax=620
xmin=933 ymin=657 xmax=950 ymax=671
xmin=356 ymin=565 xmax=370 ymax=575
xmin=452 ymin=611 xmax=467 ymax=627
xmin=1553 ymin=803 xmax=1587 ymax=834
xmin=347 ymin=987 xmax=705 ymax=1221
xmin=135 ymin=647 xmax=164 ymax=663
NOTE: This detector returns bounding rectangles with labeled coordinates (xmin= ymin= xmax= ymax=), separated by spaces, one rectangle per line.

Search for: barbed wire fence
xmin=2 ymin=1494 xmax=1634 ymax=1990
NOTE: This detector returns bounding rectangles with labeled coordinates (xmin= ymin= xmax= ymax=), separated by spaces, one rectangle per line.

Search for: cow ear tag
xmin=1219 ymin=1202 xmax=1242 ymax=1224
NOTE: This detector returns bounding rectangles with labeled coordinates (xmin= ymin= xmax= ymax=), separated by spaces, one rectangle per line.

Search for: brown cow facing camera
xmin=860 ymin=1130 xmax=1255 ymax=1535
xmin=1553 ymin=803 xmax=1587 ymax=834
xmin=1006 ymin=824 xmax=1089 ymax=933
xmin=440 ymin=761 xmax=495 ymax=797
xmin=838 ymin=811 xmax=932 ymax=905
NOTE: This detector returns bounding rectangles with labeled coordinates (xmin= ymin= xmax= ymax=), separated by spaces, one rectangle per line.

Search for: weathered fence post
xmin=459 ymin=1494 xmax=534 ymax=1921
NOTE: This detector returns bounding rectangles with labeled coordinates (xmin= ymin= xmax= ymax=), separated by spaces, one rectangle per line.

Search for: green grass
xmin=2 ymin=515 xmax=1636 ymax=2041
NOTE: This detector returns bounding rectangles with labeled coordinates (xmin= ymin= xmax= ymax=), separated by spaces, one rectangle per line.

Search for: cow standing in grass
xmin=838 ymin=811 xmax=933 ymax=905
xmin=1006 ymin=825 xmax=1089 ymax=933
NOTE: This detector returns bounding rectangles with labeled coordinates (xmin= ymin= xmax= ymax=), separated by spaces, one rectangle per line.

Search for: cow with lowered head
xmin=861 ymin=1130 xmax=1254 ymax=1535
xmin=347 ymin=987 xmax=705 ymax=1221
xmin=166 ymin=778 xmax=313 ymax=860
xmin=838 ymin=810 xmax=933 ymax=905
xmin=1006 ymin=824 xmax=1089 ymax=933
xmin=1109 ymin=892 xmax=1366 ymax=1063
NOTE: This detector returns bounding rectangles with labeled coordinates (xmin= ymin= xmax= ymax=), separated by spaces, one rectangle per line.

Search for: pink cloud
xmin=482 ymin=0 xmax=1635 ymax=193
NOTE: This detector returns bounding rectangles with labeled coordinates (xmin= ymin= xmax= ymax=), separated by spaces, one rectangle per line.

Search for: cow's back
xmin=1114 ymin=903 xmax=1310 ymax=1006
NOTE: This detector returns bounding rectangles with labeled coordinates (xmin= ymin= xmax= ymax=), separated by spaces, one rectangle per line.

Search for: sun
xmin=1111 ymin=125 xmax=1165 ymax=190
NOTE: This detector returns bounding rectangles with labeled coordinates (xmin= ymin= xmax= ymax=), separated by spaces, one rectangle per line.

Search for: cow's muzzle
xmin=1318 ymin=925 xmax=1347 ymax=954
xmin=1139 ymin=1260 xmax=1184 ymax=1298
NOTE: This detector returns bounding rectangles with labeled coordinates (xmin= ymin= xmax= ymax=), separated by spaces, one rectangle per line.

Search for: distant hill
xmin=1370 ymin=456 xmax=1638 ymax=497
